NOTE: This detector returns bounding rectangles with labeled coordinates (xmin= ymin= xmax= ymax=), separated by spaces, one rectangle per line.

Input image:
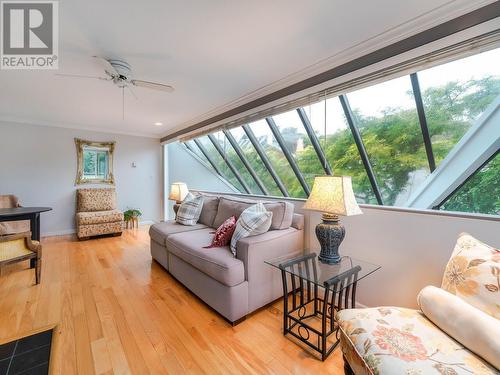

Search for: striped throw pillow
xmin=230 ymin=203 xmax=272 ymax=256
xmin=176 ymin=192 xmax=204 ymax=226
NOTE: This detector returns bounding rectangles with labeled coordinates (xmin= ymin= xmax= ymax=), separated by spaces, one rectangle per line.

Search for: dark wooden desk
xmin=0 ymin=207 xmax=52 ymax=241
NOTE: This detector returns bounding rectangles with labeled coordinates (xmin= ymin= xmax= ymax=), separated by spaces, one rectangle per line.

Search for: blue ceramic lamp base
xmin=316 ymin=213 xmax=345 ymax=264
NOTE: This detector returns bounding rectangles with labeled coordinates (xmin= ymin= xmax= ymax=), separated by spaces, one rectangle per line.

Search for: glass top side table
xmin=265 ymin=253 xmax=380 ymax=361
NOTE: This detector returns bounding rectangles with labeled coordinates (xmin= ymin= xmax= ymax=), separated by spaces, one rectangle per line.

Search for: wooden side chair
xmin=0 ymin=232 xmax=41 ymax=284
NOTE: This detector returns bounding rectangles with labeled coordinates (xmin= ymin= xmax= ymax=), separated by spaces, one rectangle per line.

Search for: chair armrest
xmin=236 ymin=228 xmax=304 ymax=281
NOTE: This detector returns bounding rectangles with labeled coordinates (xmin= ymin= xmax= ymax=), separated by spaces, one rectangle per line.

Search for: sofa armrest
xmin=236 ymin=228 xmax=304 ymax=281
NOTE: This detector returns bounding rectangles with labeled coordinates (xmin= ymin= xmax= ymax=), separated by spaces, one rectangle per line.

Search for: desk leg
xmin=29 ymin=213 xmax=40 ymax=268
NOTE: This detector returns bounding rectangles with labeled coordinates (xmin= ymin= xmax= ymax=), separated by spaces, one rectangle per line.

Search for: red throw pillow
xmin=204 ymin=216 xmax=237 ymax=248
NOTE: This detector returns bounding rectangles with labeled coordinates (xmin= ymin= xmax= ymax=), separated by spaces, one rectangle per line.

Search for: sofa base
xmin=150 ymin=239 xmax=169 ymax=270
xmin=168 ymin=253 xmax=249 ymax=323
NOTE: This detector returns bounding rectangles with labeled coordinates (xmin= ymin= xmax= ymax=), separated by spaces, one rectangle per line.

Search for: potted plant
xmin=123 ymin=208 xmax=142 ymax=229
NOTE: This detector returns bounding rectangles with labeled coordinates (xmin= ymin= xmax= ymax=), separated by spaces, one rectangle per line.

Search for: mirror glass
xmin=75 ymin=138 xmax=115 ymax=184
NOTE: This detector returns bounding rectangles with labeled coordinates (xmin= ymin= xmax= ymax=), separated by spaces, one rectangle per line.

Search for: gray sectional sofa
xmin=149 ymin=193 xmax=304 ymax=324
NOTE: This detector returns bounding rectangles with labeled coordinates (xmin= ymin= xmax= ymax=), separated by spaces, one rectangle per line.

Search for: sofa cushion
xmin=418 ymin=286 xmax=500 ymax=369
xmin=166 ymin=228 xmax=245 ymax=287
xmin=213 ymin=196 xmax=294 ymax=230
xmin=441 ymin=233 xmax=500 ymax=319
xmin=337 ymin=307 xmax=497 ymax=375
xmin=149 ymin=220 xmax=207 ymax=245
xmin=76 ymin=210 xmax=124 ymax=225
xmin=197 ymin=194 xmax=220 ymax=227
xmin=77 ymin=188 xmax=117 ymax=212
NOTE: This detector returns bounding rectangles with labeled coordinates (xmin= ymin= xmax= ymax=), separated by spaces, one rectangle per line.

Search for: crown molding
xmin=161 ymin=0 xmax=497 ymax=141
xmin=0 ymin=116 xmax=162 ymax=139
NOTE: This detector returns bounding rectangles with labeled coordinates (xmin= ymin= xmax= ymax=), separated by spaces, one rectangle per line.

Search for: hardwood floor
xmin=0 ymin=226 xmax=344 ymax=374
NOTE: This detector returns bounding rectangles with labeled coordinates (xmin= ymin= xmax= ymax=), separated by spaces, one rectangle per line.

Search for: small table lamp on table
xmin=303 ymin=176 xmax=362 ymax=264
xmin=168 ymin=182 xmax=188 ymax=216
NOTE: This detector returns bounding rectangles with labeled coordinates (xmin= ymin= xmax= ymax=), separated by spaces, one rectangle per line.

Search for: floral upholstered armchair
xmin=337 ymin=233 xmax=500 ymax=374
xmin=75 ymin=188 xmax=124 ymax=240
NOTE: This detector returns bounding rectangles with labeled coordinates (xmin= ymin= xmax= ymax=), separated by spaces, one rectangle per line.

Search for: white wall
xmin=0 ymin=121 xmax=162 ymax=236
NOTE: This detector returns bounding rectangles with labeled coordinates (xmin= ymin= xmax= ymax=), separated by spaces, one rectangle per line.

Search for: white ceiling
xmin=0 ymin=0 xmax=492 ymax=138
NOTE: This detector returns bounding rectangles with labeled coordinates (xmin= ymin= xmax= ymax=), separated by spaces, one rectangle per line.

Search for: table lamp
xmin=168 ymin=182 xmax=188 ymax=204
xmin=303 ymin=176 xmax=362 ymax=264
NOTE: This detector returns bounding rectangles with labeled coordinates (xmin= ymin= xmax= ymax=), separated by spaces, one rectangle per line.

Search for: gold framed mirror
xmin=75 ymin=138 xmax=115 ymax=185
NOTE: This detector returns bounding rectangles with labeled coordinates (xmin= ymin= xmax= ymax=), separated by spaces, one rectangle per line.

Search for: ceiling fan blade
xmin=92 ymin=56 xmax=119 ymax=77
xmin=131 ymin=79 xmax=174 ymax=93
xmin=55 ymin=73 xmax=109 ymax=81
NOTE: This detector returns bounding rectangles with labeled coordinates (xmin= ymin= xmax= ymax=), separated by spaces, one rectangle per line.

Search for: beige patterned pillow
xmin=441 ymin=233 xmax=500 ymax=319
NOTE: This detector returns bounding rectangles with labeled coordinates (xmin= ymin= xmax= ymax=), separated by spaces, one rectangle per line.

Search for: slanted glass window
xmin=248 ymin=120 xmax=306 ymax=198
xmin=183 ymin=141 xmax=217 ymax=173
xmin=228 ymin=127 xmax=283 ymax=197
xmin=417 ymin=48 xmax=500 ymax=166
xmin=272 ymin=110 xmax=322 ymax=190
xmin=196 ymin=136 xmax=245 ymax=192
xmin=346 ymin=76 xmax=429 ymax=206
xmin=211 ymin=131 xmax=263 ymax=195
xmin=439 ymin=152 xmax=500 ymax=215
xmin=302 ymin=98 xmax=378 ymax=204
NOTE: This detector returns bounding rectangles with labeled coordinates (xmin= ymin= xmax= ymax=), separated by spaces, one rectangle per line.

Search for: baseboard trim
xmin=42 ymin=229 xmax=76 ymax=237
xmin=42 ymin=221 xmax=157 ymax=238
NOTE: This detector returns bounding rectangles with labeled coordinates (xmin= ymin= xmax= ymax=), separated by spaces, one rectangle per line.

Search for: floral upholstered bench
xmin=337 ymin=233 xmax=500 ymax=374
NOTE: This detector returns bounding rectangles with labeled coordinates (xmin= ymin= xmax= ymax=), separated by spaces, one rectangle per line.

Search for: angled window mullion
xmin=296 ymin=108 xmax=333 ymax=175
xmin=266 ymin=117 xmax=310 ymax=196
xmin=193 ymin=138 xmax=223 ymax=177
xmin=223 ymin=130 xmax=269 ymax=195
xmin=207 ymin=134 xmax=251 ymax=194
xmin=339 ymin=95 xmax=384 ymax=205
xmin=242 ymin=124 xmax=289 ymax=197
xmin=410 ymin=73 xmax=436 ymax=172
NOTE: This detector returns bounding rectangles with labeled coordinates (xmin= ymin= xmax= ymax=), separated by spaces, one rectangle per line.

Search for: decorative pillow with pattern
xmin=441 ymin=232 xmax=500 ymax=319
xmin=175 ymin=192 xmax=204 ymax=226
xmin=230 ymin=203 xmax=272 ymax=256
xmin=204 ymin=216 xmax=237 ymax=248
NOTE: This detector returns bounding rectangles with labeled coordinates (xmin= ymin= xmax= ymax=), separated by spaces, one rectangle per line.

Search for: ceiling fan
xmin=56 ymin=56 xmax=174 ymax=119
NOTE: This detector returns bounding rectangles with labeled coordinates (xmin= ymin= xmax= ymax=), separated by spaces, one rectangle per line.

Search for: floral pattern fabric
xmin=76 ymin=210 xmax=124 ymax=225
xmin=337 ymin=307 xmax=498 ymax=375
xmin=77 ymin=222 xmax=123 ymax=239
xmin=442 ymin=233 xmax=500 ymax=319
xmin=77 ymin=188 xmax=117 ymax=212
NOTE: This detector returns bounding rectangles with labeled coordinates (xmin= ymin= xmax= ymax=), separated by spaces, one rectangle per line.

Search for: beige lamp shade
xmin=303 ymin=176 xmax=362 ymax=216
xmin=168 ymin=182 xmax=189 ymax=202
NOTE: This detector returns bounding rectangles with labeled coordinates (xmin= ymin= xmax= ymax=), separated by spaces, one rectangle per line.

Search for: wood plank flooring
xmin=0 ymin=226 xmax=344 ymax=374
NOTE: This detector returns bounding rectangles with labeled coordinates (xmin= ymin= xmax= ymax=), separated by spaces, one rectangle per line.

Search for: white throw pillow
xmin=418 ymin=285 xmax=500 ymax=369
xmin=230 ymin=203 xmax=272 ymax=256
xmin=175 ymin=192 xmax=204 ymax=226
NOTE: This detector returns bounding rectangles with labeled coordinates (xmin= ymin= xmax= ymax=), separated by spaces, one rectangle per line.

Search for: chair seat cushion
xmin=337 ymin=307 xmax=497 ymax=375
xmin=166 ymin=228 xmax=245 ymax=287
xmin=76 ymin=210 xmax=124 ymax=225
xmin=0 ymin=238 xmax=34 ymax=261
xmin=149 ymin=220 xmax=207 ymax=245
